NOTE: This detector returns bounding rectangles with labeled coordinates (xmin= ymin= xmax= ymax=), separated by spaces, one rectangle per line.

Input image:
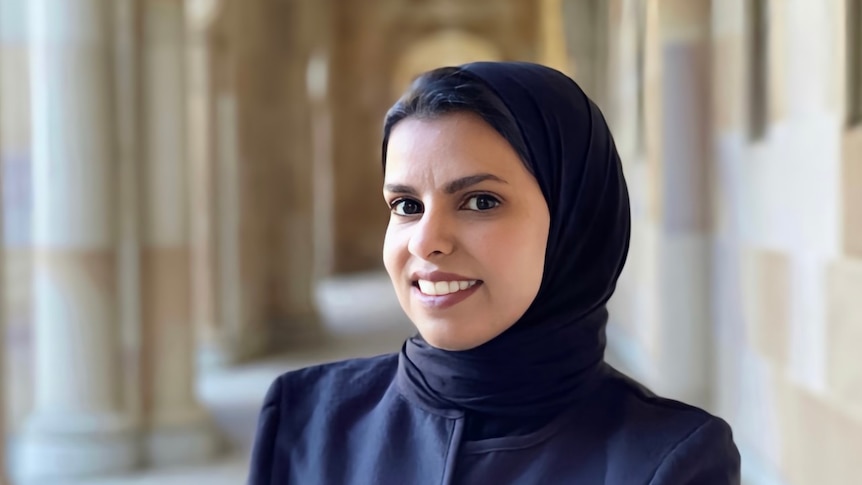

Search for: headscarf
xmin=395 ymin=62 xmax=631 ymax=417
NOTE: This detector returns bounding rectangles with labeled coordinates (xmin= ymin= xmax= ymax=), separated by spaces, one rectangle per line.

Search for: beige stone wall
xmin=712 ymin=1 xmax=862 ymax=482
xmin=844 ymin=127 xmax=862 ymax=257
xmin=604 ymin=1 xmax=862 ymax=483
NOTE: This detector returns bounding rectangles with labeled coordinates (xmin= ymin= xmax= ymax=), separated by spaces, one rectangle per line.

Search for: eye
xmin=391 ymin=198 xmax=423 ymax=216
xmin=463 ymin=194 xmax=501 ymax=211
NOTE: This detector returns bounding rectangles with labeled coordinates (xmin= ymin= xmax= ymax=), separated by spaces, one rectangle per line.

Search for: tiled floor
xmin=34 ymin=272 xmax=413 ymax=485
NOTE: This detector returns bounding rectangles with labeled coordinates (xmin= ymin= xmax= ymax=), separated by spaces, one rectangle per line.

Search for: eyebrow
xmin=383 ymin=173 xmax=508 ymax=196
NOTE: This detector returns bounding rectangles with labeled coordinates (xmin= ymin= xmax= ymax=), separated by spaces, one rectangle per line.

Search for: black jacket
xmin=248 ymin=354 xmax=740 ymax=485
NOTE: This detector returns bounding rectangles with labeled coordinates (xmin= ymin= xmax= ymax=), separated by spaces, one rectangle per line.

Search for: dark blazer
xmin=248 ymin=354 xmax=740 ymax=485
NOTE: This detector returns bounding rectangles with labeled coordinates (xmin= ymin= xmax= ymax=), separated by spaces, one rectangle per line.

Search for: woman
xmin=248 ymin=62 xmax=740 ymax=484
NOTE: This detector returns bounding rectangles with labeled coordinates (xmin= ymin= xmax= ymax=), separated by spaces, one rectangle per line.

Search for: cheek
xmin=480 ymin=219 xmax=547 ymax=298
xmin=382 ymin=225 xmax=407 ymax=280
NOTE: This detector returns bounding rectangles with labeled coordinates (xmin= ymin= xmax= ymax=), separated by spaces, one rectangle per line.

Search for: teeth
xmin=417 ymin=279 xmax=477 ymax=296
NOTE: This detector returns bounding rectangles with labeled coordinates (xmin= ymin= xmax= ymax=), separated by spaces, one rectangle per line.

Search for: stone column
xmin=0 ymin=3 xmax=35 ymax=478
xmin=190 ymin=0 xmax=243 ymax=369
xmin=186 ymin=0 xmax=225 ymax=370
xmin=186 ymin=0 xmax=271 ymax=367
xmin=269 ymin=0 xmax=324 ymax=349
xmin=0 ymin=326 xmax=6 ymax=485
xmin=0 ymin=13 xmax=7 ymax=480
xmin=0 ymin=350 xmax=5 ymax=485
xmin=218 ymin=0 xmax=275 ymax=362
xmin=186 ymin=0 xmax=326 ymax=366
xmin=0 ymin=250 xmax=5 ymax=484
xmin=140 ymin=0 xmax=217 ymax=466
xmin=18 ymin=0 xmax=137 ymax=480
xmin=328 ymin=1 xmax=391 ymax=275
xmin=0 ymin=91 xmax=7 ymax=485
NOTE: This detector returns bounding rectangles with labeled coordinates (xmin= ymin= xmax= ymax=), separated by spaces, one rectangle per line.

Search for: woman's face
xmin=383 ymin=112 xmax=550 ymax=351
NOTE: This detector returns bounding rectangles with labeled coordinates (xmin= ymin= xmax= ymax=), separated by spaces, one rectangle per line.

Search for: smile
xmin=411 ymin=279 xmax=483 ymax=310
xmin=416 ymin=279 xmax=478 ymax=296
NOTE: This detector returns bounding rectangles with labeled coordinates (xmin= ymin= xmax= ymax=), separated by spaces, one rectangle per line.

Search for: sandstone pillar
xmin=184 ymin=0 xmax=247 ymax=368
xmin=140 ymin=0 xmax=217 ymax=466
xmin=0 ymin=342 xmax=5 ymax=485
xmin=204 ymin=0 xmax=324 ymax=361
xmin=185 ymin=0 xmax=276 ymax=367
xmin=18 ymin=0 xmax=137 ymax=479
xmin=0 ymin=11 xmax=6 ymax=481
xmin=0 ymin=239 xmax=5 ymax=485
xmin=216 ymin=0 xmax=274 ymax=362
xmin=186 ymin=0 xmax=228 ymax=370
xmin=0 ymin=84 xmax=7 ymax=485
xmin=187 ymin=0 xmax=326 ymax=367
xmin=269 ymin=0 xmax=325 ymax=350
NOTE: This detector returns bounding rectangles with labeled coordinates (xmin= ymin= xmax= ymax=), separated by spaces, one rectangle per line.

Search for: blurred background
xmin=0 ymin=0 xmax=860 ymax=483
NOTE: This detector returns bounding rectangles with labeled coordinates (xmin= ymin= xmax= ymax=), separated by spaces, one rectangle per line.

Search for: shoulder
xmin=248 ymin=354 xmax=400 ymax=483
xmin=597 ymin=368 xmax=741 ymax=484
xmin=601 ymin=368 xmax=720 ymax=431
xmin=648 ymin=415 xmax=740 ymax=484
xmin=260 ymin=352 xmax=400 ymax=414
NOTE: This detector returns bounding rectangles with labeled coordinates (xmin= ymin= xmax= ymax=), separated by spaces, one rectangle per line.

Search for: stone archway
xmin=390 ymin=30 xmax=503 ymax=100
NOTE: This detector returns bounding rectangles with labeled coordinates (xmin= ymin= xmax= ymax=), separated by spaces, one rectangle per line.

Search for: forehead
xmin=384 ymin=112 xmax=525 ymax=182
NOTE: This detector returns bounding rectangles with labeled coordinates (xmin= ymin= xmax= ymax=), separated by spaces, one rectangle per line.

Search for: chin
xmin=415 ymin=321 xmax=489 ymax=352
xmin=423 ymin=337 xmax=476 ymax=351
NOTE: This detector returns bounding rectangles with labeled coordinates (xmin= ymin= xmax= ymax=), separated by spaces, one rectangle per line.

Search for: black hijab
xmin=394 ymin=62 xmax=631 ymax=418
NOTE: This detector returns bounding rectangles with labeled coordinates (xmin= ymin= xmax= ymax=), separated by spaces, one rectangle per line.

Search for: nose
xmin=407 ymin=207 xmax=455 ymax=259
